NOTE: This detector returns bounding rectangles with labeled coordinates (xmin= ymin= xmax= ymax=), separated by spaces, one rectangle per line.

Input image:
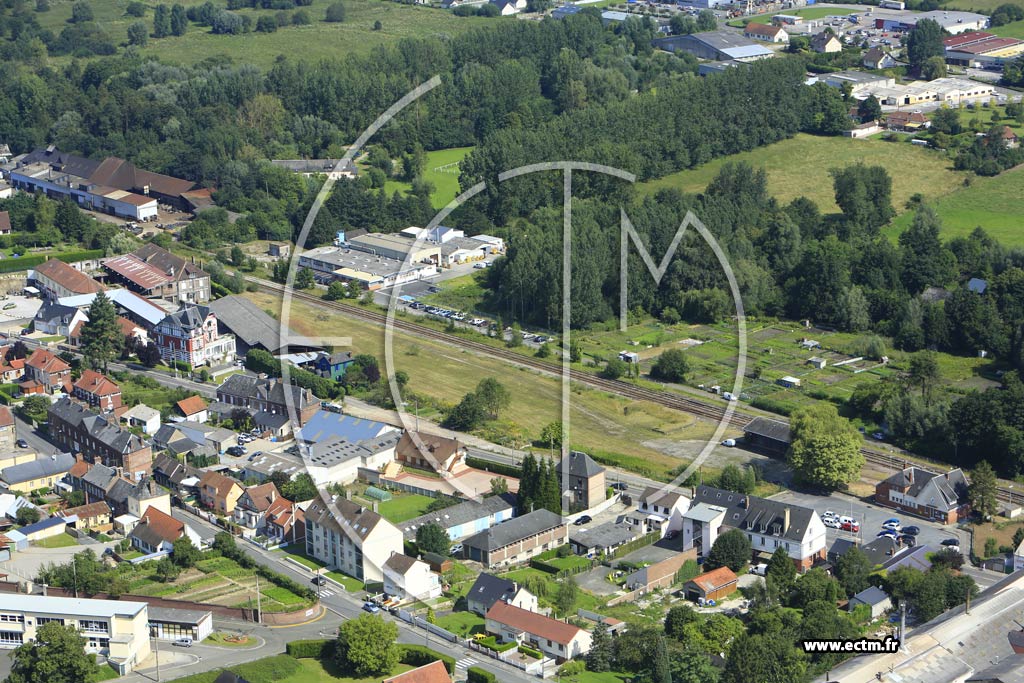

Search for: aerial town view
xmin=2 ymin=0 xmax=1024 ymax=681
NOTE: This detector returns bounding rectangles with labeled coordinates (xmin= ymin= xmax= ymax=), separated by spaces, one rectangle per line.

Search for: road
xmin=168 ymin=507 xmax=538 ymax=683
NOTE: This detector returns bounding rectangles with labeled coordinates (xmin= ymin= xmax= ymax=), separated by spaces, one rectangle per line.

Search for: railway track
xmin=258 ymin=279 xmax=1022 ymax=504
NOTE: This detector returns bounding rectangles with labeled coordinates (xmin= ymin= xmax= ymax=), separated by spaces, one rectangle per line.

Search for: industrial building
xmin=346 ymin=233 xmax=441 ymax=265
xmin=944 ymin=31 xmax=1024 ymax=67
xmin=872 ymin=9 xmax=988 ymax=34
xmin=297 ymin=246 xmax=437 ymax=290
xmin=652 ymin=31 xmax=774 ymax=62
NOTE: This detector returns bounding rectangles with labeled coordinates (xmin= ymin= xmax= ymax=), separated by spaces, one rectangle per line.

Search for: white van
xmin=750 ymin=563 xmax=768 ymax=576
xmin=839 ymin=515 xmax=854 ymax=526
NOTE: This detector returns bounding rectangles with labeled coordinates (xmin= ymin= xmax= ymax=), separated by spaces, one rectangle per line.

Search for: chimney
xmin=907 ymin=467 xmax=913 ymax=485
xmin=740 ymin=497 xmax=748 ymax=509
xmin=783 ymin=508 xmax=790 ymax=534
xmin=945 ymin=471 xmax=950 ymax=480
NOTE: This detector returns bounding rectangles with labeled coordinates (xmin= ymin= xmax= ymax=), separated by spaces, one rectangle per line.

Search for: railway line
xmin=257 ymin=278 xmax=1021 ymax=504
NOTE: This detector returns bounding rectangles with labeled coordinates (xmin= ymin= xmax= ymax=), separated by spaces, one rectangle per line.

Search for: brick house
xmin=462 ymin=509 xmax=568 ymax=569
xmin=102 ymin=243 xmax=211 ymax=304
xmin=73 ymin=370 xmax=122 ymax=411
xmin=47 ymin=397 xmax=153 ymax=480
xmin=555 ymin=451 xmax=606 ymax=512
xmin=874 ymin=465 xmax=970 ymax=524
xmin=21 ymin=348 xmax=71 ymax=395
xmin=152 ymin=305 xmax=235 ymax=368
xmin=216 ymin=375 xmax=319 ymax=430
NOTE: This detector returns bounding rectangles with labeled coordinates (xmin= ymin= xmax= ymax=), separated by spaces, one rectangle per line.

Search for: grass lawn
xmin=281 ymin=659 xmax=413 ymax=683
xmin=990 ymin=18 xmax=1024 ymax=39
xmin=376 ymin=494 xmax=435 ymax=523
xmin=419 ymin=272 xmax=489 ymax=313
xmin=326 ymin=571 xmax=365 ymax=592
xmin=732 ymin=6 xmax=838 ymax=25
xmin=33 ymin=533 xmax=78 ymax=548
xmin=971 ymin=518 xmax=1024 ymax=557
xmin=883 ymin=164 xmax=1024 ymax=247
xmin=381 ymin=147 xmax=475 ymax=209
xmin=636 ymin=133 xmax=965 ymax=216
xmin=279 ymin=544 xmax=326 ymax=571
xmin=945 ymin=0 xmax=1022 ymax=10
xmin=204 ymin=632 xmax=255 ymax=647
xmin=571 ymin=672 xmax=635 ymax=683
xmin=432 ymin=611 xmax=486 ymax=637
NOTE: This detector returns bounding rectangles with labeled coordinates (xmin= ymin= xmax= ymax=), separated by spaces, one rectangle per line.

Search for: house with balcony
xmin=152 ymin=305 xmax=235 ymax=369
xmin=626 ymin=486 xmax=691 ymax=538
xmin=304 ymin=493 xmax=403 ymax=584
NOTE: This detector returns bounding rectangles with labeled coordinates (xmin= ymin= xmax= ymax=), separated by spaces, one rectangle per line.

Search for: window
xmin=0 ymin=614 xmax=24 ymax=623
xmin=36 ymin=617 xmax=65 ymax=626
xmin=79 ymin=620 xmax=109 ymax=633
xmin=0 ymin=632 xmax=23 ymax=646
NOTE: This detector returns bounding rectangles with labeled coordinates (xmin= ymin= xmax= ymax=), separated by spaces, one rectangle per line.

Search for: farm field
xmin=945 ymin=0 xmax=1021 ymax=11
xmin=883 ymin=164 xmax=1024 ymax=247
xmin=381 ymin=147 xmax=475 ymax=209
xmin=38 ymin=0 xmax=492 ymax=68
xmin=635 ymin=133 xmax=966 ymax=215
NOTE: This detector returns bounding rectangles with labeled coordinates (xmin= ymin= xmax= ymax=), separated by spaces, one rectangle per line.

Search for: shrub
xmin=286 ymin=639 xmax=334 ymax=659
xmin=399 ymin=644 xmax=456 ymax=674
xmin=519 ymin=645 xmax=542 ymax=659
xmin=467 ymin=667 xmax=497 ymax=683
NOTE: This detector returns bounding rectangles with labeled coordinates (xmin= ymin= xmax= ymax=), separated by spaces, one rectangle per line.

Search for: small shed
xmin=848 ymin=586 xmax=892 ymax=619
xmin=743 ymin=417 xmax=791 ymax=456
xmin=684 ymin=566 xmax=738 ymax=603
xmin=269 ymin=242 xmax=291 ymax=258
xmin=618 ymin=351 xmax=640 ymax=364
xmin=777 ymin=376 xmax=802 ymax=388
xmin=807 ymin=356 xmax=827 ymax=369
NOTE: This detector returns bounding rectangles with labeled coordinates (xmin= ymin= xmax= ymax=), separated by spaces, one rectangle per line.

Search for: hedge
xmin=0 ymin=249 xmax=103 ymax=274
xmin=477 ymin=636 xmax=517 ymax=653
xmin=519 ymin=645 xmax=543 ymax=659
xmin=611 ymin=531 xmax=660 ymax=560
xmin=168 ymin=655 xmax=301 ymax=683
xmin=529 ymin=558 xmax=561 ymax=575
xmin=285 ymin=639 xmax=333 ymax=659
xmin=467 ymin=666 xmax=497 ymax=683
xmin=465 ymin=456 xmax=520 ymax=478
xmin=399 ymin=644 xmax=457 ymax=674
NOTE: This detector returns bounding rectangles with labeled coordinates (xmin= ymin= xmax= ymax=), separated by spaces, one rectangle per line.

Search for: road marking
xmin=320 ymin=590 xmax=333 ymax=597
xmin=456 ymin=657 xmax=477 ymax=670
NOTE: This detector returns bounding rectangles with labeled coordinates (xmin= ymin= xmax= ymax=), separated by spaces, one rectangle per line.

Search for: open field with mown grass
xmin=39 ymin=0 xmax=492 ymax=68
xmin=244 ymin=290 xmax=723 ymax=481
xmin=381 ymin=147 xmax=475 ymax=209
xmin=636 ymin=133 xmax=966 ymax=215
xmin=730 ymin=6 xmax=838 ymax=25
xmin=990 ymin=18 xmax=1024 ymax=38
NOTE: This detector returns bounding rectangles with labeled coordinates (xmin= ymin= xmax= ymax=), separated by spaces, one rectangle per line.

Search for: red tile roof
xmin=137 ymin=507 xmax=185 ymax=543
xmin=0 ymin=406 xmax=13 ymax=429
xmin=745 ymin=23 xmax=784 ymax=36
xmin=74 ymin=369 xmax=121 ymax=397
xmin=26 ymin=348 xmax=70 ymax=374
xmin=177 ymin=395 xmax=208 ymax=417
xmin=69 ymin=459 xmax=92 ymax=479
xmin=33 ymin=259 xmax=104 ymax=295
xmin=485 ymin=602 xmax=583 ymax=646
xmin=688 ymin=566 xmax=738 ymax=593
xmin=383 ymin=661 xmax=452 ymax=683
xmin=943 ymin=31 xmax=995 ymax=48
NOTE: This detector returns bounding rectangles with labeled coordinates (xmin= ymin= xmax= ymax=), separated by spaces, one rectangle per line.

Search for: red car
xmin=841 ymin=521 xmax=860 ymax=532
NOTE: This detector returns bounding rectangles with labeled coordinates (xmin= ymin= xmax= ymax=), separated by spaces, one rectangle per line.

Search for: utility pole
xmin=149 ymin=624 xmax=161 ymax=683
xmin=255 ymin=573 xmax=262 ymax=624
xmin=73 ymin=557 xmax=79 ymax=598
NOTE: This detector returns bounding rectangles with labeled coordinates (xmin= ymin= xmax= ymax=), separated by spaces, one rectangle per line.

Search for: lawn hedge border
xmin=467 ymin=666 xmax=497 ymax=683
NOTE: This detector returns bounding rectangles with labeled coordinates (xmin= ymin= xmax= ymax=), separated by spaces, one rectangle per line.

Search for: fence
xmin=467 ymin=641 xmax=547 ymax=675
xmin=394 ymin=608 xmax=459 ymax=643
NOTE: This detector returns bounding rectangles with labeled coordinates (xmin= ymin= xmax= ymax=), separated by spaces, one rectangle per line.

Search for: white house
xmin=128 ymin=507 xmax=202 ymax=554
xmin=304 ymin=494 xmax=403 ymax=583
xmin=626 ymin=486 xmax=690 ymax=537
xmin=485 ymin=601 xmax=592 ymax=662
xmin=681 ymin=502 xmax=728 ymax=558
xmin=466 ymin=573 xmax=538 ymax=617
xmin=1014 ymin=538 xmax=1024 ymax=572
xmin=120 ymin=404 xmax=161 ymax=435
xmin=303 ymin=433 xmax=400 ymax=486
xmin=382 ymin=552 xmax=442 ymax=602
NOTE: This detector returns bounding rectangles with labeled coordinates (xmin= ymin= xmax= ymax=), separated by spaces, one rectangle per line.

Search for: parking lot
xmin=771 ymin=489 xmax=969 ymax=557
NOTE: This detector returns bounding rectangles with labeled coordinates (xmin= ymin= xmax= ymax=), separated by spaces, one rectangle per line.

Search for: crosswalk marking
xmin=455 ymin=657 xmax=477 ymax=671
xmin=319 ymin=590 xmax=333 ymax=597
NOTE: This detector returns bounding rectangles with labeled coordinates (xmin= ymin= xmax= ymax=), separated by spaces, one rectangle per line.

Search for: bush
xmin=286 ymin=639 xmax=334 ymax=659
xmin=465 ymin=456 xmax=520 ymax=478
xmin=519 ymin=645 xmax=542 ymax=659
xmin=399 ymin=645 xmax=456 ymax=674
xmin=467 ymin=667 xmax=497 ymax=683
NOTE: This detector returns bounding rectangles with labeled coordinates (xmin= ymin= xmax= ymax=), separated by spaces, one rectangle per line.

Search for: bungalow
xmin=19 ymin=516 xmax=69 ymax=543
xmin=382 ymin=552 xmax=442 ymax=602
xmin=874 ymin=465 xmax=970 ymax=524
xmin=625 ymin=486 xmax=690 ymax=538
xmin=400 ymin=493 xmax=516 ymax=542
xmin=485 ymin=601 xmax=592 ymax=661
xmin=197 ymin=470 xmax=244 ymax=515
xmin=176 ymin=396 xmax=208 ymax=423
xmin=848 ymin=586 xmax=892 ymax=619
xmin=744 ymin=23 xmax=788 ymax=43
xmin=683 ymin=566 xmax=738 ymax=603
xmin=129 ymin=507 xmax=202 ymax=554
xmin=119 ymin=404 xmax=161 ymax=435
xmin=466 ymin=573 xmax=539 ymax=617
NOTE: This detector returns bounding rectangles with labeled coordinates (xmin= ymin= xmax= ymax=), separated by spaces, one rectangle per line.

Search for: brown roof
xmin=485 ymin=602 xmax=583 ymax=645
xmin=26 ymin=348 xmax=70 ymax=374
xmin=397 ymin=432 xmax=461 ymax=463
xmin=687 ymin=566 xmax=738 ymax=593
xmin=176 ymin=395 xmax=208 ymax=417
xmin=89 ymin=157 xmax=195 ymax=198
xmin=198 ymin=470 xmax=242 ymax=499
xmin=64 ymin=501 xmax=111 ymax=519
xmin=745 ymin=23 xmax=784 ymax=36
xmin=117 ymin=317 xmax=141 ymax=337
xmin=137 ymin=507 xmax=185 ymax=543
xmin=131 ymin=243 xmax=208 ymax=283
xmin=74 ymin=369 xmax=121 ymax=397
xmin=69 ymin=458 xmax=92 ymax=479
xmin=33 ymin=259 xmax=104 ymax=295
xmin=383 ymin=661 xmax=452 ymax=683
xmin=0 ymin=212 xmax=10 ymax=233
xmin=242 ymin=482 xmax=280 ymax=512
xmin=0 ymin=406 xmax=12 ymax=429
xmin=384 ymin=552 xmax=421 ymax=575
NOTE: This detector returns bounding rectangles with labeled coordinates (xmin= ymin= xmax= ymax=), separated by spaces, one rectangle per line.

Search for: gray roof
xmin=967 ymin=277 xmax=988 ymax=294
xmin=691 ymin=485 xmax=816 ymax=544
xmin=860 ymin=536 xmax=901 ymax=566
xmin=162 ymin=304 xmax=212 ymax=332
xmin=147 ymin=606 xmax=212 ymax=625
xmin=49 ymin=398 xmax=147 ymax=455
xmin=243 ymin=451 xmax=304 ymax=479
xmin=462 ymin=509 xmax=565 ymax=552
xmin=967 ymin=658 xmax=1024 ymax=683
xmin=18 ymin=515 xmax=67 ymax=535
xmin=217 ymin=375 xmax=319 ymax=409
xmin=81 ymin=462 xmax=118 ymax=490
xmin=851 ymin=585 xmax=890 ymax=607
xmin=688 ymin=29 xmax=763 ymax=51
xmin=305 ymin=493 xmax=386 ymax=541
xmin=467 ymin=573 xmax=519 ymax=607
xmin=881 ymin=466 xmax=968 ymax=511
xmin=34 ymin=302 xmax=79 ymax=326
xmin=684 ymin=502 xmax=727 ymax=523
xmin=1 ymin=453 xmax=75 ymax=485
xmin=307 ymin=432 xmax=401 ymax=469
xmin=569 ymin=521 xmax=638 ymax=550
xmin=400 ymin=494 xmax=516 ymax=540
xmin=556 ymin=451 xmax=605 ymax=479
xmin=208 ymin=295 xmax=320 ymax=353
xmin=744 ymin=417 xmax=791 ymax=443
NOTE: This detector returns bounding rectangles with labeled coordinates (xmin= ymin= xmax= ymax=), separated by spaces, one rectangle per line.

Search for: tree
xmin=721 ymin=633 xmax=806 ymax=683
xmin=554 ymin=577 xmax=579 ymax=616
xmin=857 ymin=95 xmax=882 ymax=123
xmin=651 ymin=634 xmax=671 ymax=683
xmin=586 ymin=623 xmax=612 ymax=672
xmin=789 ymin=567 xmax=841 ymax=609
xmin=16 ymin=506 xmax=41 ymax=526
xmin=695 ymin=9 xmax=716 ymax=31
xmin=170 ymin=3 xmax=187 ymax=34
xmin=787 ymin=403 xmax=864 ymax=490
xmin=127 ymin=19 xmax=149 ymax=45
xmin=281 ymin=473 xmax=318 ymax=502
xmin=7 ymin=622 xmax=99 ymax=683
xmin=154 ymin=556 xmax=181 ymax=582
xmin=172 ymin=536 xmax=201 ymax=567
xmin=922 ymin=55 xmax=948 ymax=80
xmin=1013 ymin=526 xmax=1024 ymax=551
xmin=717 ymin=464 xmax=753 ymax=494
xmin=670 ymin=13 xmax=697 ymax=35
xmin=834 ymin=545 xmax=872 ymax=597
xmin=475 ymin=377 xmax=510 ymax=419
xmin=295 ymin=266 xmax=315 ymax=290
xmin=256 ymin=14 xmax=277 ymax=32
xmin=80 ymin=291 xmax=123 ymax=371
xmin=325 ymin=281 xmax=347 ymax=300
xmin=490 ymin=477 xmax=509 ymax=495
xmin=324 ymin=1 xmax=345 ymax=21
xmin=907 ymin=18 xmax=945 ymax=70
xmin=70 ymin=0 xmax=93 ymax=22
xmin=600 ymin=358 xmax=628 ymax=380
xmin=706 ymin=529 xmax=751 ymax=572
xmin=969 ymin=460 xmax=999 ymax=521
xmin=336 ymin=613 xmax=399 ymax=677
xmin=442 ymin=391 xmax=488 ymax=431
xmin=153 ymin=4 xmax=171 ymax=36
xmin=650 ymin=349 xmax=690 ymax=383
xmin=19 ymin=395 xmax=52 ymax=425
xmin=907 ymin=351 xmax=941 ymax=405
xmin=415 ymin=523 xmax=450 ymax=555
xmin=139 ymin=341 xmax=162 ymax=367
xmin=766 ymin=545 xmax=796 ymax=596
xmin=539 ymin=421 xmax=563 ymax=450
xmin=830 ymin=164 xmax=894 ymax=236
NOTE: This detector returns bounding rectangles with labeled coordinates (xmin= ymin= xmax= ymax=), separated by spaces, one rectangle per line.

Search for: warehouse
xmin=944 ymin=32 xmax=1024 ymax=67
xmin=347 ymin=233 xmax=441 ymax=265
xmin=652 ymin=31 xmax=774 ymax=62
xmin=297 ymin=246 xmax=437 ymax=290
xmin=873 ymin=9 xmax=988 ymax=35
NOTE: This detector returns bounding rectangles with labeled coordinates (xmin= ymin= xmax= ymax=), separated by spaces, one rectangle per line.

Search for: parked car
xmin=15 ymin=439 xmax=28 ymax=449
xmin=312 ymin=576 xmax=327 ymax=586
xmin=721 ymin=438 xmax=736 ymax=447
xmin=226 ymin=446 xmax=246 ymax=457
xmin=841 ymin=521 xmax=860 ymax=533
xmin=877 ymin=530 xmax=898 ymax=539
xmin=450 ymin=543 xmax=463 ymax=556
xmin=664 ymin=529 xmax=679 ymax=540
xmin=610 ymin=482 xmax=628 ymax=491
xmin=173 ymin=638 xmax=193 ymax=647
xmin=881 ymin=521 xmax=902 ymax=532
xmin=882 ymin=518 xmax=901 ymax=526
xmin=823 ymin=518 xmax=841 ymax=529
xmin=902 ymin=526 xmax=921 ymax=536
xmin=900 ymin=534 xmax=917 ymax=547
xmin=749 ymin=563 xmax=768 ymax=576
xmin=362 ymin=602 xmax=380 ymax=614
xmin=940 ymin=538 xmax=961 ymax=548
xmin=574 ymin=515 xmax=592 ymax=526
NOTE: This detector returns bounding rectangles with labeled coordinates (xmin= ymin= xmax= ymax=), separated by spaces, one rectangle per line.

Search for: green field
xmin=382 ymin=147 xmax=475 ymax=209
xmin=946 ymin=0 xmax=1023 ymax=10
xmin=278 ymin=659 xmax=413 ymax=683
xmin=636 ymin=133 xmax=965 ymax=215
xmin=990 ymin=19 xmax=1024 ymax=38
xmin=419 ymin=272 xmax=489 ymax=312
xmin=375 ymin=493 xmax=435 ymax=523
xmin=33 ymin=533 xmax=78 ymax=548
xmin=38 ymin=0 xmax=493 ymax=68
xmin=733 ymin=6 xmax=839 ymax=25
xmin=884 ymin=165 xmax=1024 ymax=246
xmin=432 ymin=610 xmax=486 ymax=637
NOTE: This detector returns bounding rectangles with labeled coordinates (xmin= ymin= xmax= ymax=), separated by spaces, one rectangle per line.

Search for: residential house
xmin=683 ymin=566 xmax=738 ymax=602
xmin=875 ymin=465 xmax=970 ymax=524
xmin=485 ymin=601 xmax=592 ymax=661
xmin=150 ymin=454 xmax=203 ymax=499
xmin=681 ymin=502 xmax=728 ymax=557
xmin=462 ymin=509 xmax=568 ymax=568
xmin=999 ymin=126 xmax=1020 ymax=149
xmin=848 ymin=586 xmax=892 ymax=619
xmin=233 ymin=482 xmax=282 ymax=535
xmin=152 ymin=304 xmax=235 ymax=368
xmin=382 ymin=552 xmax=442 ymax=602
xmin=129 ymin=506 xmax=202 ymax=554
xmin=383 ymin=661 xmax=451 ymax=683
xmin=811 ymin=32 xmax=843 ymax=53
xmin=303 ymin=432 xmax=401 ymax=486
xmin=555 ymin=451 xmax=606 ymax=512
xmin=885 ymin=110 xmax=931 ymax=132
xmin=0 ymin=405 xmax=13 ymax=451
xmin=63 ymin=501 xmax=113 ymax=533
xmin=72 ymin=461 xmax=118 ymax=504
xmin=626 ymin=486 xmax=690 ymax=538
xmin=863 ymin=46 xmax=897 ymax=69
xmin=0 ymin=453 xmax=75 ymax=492
xmin=30 ymin=258 xmax=104 ymax=301
xmin=400 ymin=494 xmax=516 ymax=542
xmin=73 ymin=370 xmax=122 ymax=412
xmin=744 ymin=23 xmax=788 ymax=43
xmin=119 ymin=404 xmax=161 ymax=435
xmin=101 ymin=244 xmax=211 ymax=304
xmin=395 ymin=431 xmax=467 ymax=476
xmin=47 ymin=398 xmax=153 ymax=480
xmin=33 ymin=302 xmax=88 ymax=338
xmin=624 ymin=552 xmax=696 ymax=593
xmin=0 ymin=356 xmax=25 ymax=384
xmin=0 ymin=211 xmax=9 ymax=235
xmin=197 ymin=470 xmax=243 ymax=515
xmin=124 ymin=476 xmax=171 ymax=519
xmin=216 ymin=375 xmax=320 ymax=432
xmin=466 ymin=573 xmax=538 ymax=617
xmin=176 ymin=395 xmax=209 ymax=423
xmin=300 ymin=351 xmax=354 ymax=381
xmin=568 ymin=521 xmax=639 ymax=557
xmin=0 ymin=595 xmax=152 ymax=674
xmin=21 ymin=348 xmax=71 ymax=395
xmin=264 ymin=496 xmax=304 ymax=545
xmin=304 ymin=493 xmax=403 ymax=583
xmin=689 ymin=485 xmax=828 ymax=570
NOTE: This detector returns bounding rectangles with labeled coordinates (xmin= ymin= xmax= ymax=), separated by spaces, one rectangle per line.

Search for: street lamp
xmin=148 ymin=624 xmax=161 ymax=683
